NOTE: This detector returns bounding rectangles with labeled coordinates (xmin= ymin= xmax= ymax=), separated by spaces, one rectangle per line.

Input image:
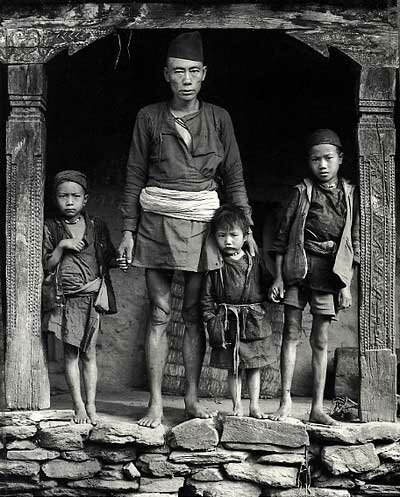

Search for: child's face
xmin=215 ymin=224 xmax=246 ymax=256
xmin=308 ymin=144 xmax=342 ymax=184
xmin=55 ymin=181 xmax=87 ymax=221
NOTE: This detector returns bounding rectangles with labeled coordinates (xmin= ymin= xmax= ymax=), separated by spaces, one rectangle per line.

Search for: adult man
xmin=118 ymin=31 xmax=256 ymax=428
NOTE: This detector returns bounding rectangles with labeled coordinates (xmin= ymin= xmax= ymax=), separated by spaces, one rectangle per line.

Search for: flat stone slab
xmin=89 ymin=421 xmax=165 ymax=446
xmin=7 ymin=439 xmax=37 ymax=450
xmin=191 ymin=468 xmax=224 ymax=481
xmin=38 ymin=425 xmax=84 ymax=450
xmin=0 ymin=480 xmax=57 ymax=492
xmin=321 ymin=443 xmax=380 ymax=475
xmin=264 ymin=490 xmax=351 ymax=497
xmin=40 ymin=489 xmax=108 ymax=497
xmin=257 ymin=453 xmax=306 ymax=465
xmin=68 ymin=479 xmax=139 ymax=491
xmin=85 ymin=445 xmax=137 ymax=463
xmin=221 ymin=416 xmax=309 ymax=447
xmin=0 ymin=460 xmax=40 ymax=478
xmin=169 ymin=447 xmax=249 ymax=465
xmin=378 ymin=442 xmax=400 ymax=462
xmin=61 ymin=450 xmax=92 ymax=462
xmin=7 ymin=448 xmax=60 ymax=461
xmin=312 ymin=473 xmax=356 ymax=488
xmin=356 ymin=462 xmax=400 ymax=482
xmin=139 ymin=477 xmax=185 ymax=493
xmin=42 ymin=459 xmax=102 ymax=479
xmin=224 ymin=462 xmax=298 ymax=487
xmin=223 ymin=442 xmax=305 ymax=453
xmin=137 ymin=453 xmax=190 ymax=476
xmin=0 ymin=409 xmax=74 ymax=427
xmin=306 ymin=422 xmax=400 ymax=445
xmin=355 ymin=485 xmax=400 ymax=495
xmin=0 ymin=425 xmax=37 ymax=439
xmin=168 ymin=418 xmax=219 ymax=451
xmin=186 ymin=478 xmax=261 ymax=497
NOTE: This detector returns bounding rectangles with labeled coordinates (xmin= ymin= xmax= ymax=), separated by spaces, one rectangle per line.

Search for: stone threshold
xmin=1 ymin=409 xmax=400 ymax=496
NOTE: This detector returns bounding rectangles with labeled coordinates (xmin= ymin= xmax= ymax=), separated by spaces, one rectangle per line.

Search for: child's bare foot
xmin=249 ymin=404 xmax=268 ymax=419
xmin=138 ymin=402 xmax=163 ymax=429
xmin=228 ymin=402 xmax=244 ymax=417
xmin=73 ymin=401 xmax=89 ymax=424
xmin=85 ymin=402 xmax=98 ymax=426
xmin=309 ymin=408 xmax=339 ymax=426
xmin=185 ymin=399 xmax=217 ymax=420
xmin=269 ymin=398 xmax=292 ymax=421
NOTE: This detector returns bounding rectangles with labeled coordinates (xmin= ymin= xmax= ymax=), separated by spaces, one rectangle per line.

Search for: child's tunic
xmin=42 ymin=216 xmax=116 ymax=352
xmin=201 ymin=252 xmax=272 ymax=371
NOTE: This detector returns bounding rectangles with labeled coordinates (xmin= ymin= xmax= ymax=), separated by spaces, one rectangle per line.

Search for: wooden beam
xmin=358 ymin=66 xmax=397 ymax=422
xmin=5 ymin=64 xmax=50 ymax=409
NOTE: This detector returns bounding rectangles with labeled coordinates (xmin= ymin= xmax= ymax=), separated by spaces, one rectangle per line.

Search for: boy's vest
xmin=44 ymin=214 xmax=117 ymax=314
xmin=283 ymin=178 xmax=356 ymax=288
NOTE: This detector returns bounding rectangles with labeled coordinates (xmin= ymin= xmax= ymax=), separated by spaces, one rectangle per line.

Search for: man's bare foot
xmin=269 ymin=398 xmax=292 ymax=421
xmin=249 ymin=405 xmax=268 ymax=419
xmin=228 ymin=402 xmax=244 ymax=417
xmin=73 ymin=402 xmax=88 ymax=424
xmin=85 ymin=402 xmax=98 ymax=426
xmin=185 ymin=400 xmax=217 ymax=419
xmin=138 ymin=404 xmax=163 ymax=429
xmin=309 ymin=409 xmax=339 ymax=426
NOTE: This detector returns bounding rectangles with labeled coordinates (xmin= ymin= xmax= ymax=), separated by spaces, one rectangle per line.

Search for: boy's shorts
xmin=283 ymin=285 xmax=337 ymax=317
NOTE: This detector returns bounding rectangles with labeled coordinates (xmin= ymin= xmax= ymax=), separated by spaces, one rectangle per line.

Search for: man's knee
xmin=182 ymin=304 xmax=201 ymax=327
xmin=150 ymin=303 xmax=171 ymax=327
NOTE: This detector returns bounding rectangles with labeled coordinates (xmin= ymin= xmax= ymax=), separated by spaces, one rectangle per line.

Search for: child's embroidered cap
xmin=307 ymin=129 xmax=342 ymax=150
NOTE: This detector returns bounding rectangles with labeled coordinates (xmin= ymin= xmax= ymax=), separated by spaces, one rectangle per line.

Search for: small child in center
xmin=201 ymin=204 xmax=272 ymax=418
xmin=269 ymin=129 xmax=360 ymax=425
xmin=42 ymin=170 xmax=117 ymax=425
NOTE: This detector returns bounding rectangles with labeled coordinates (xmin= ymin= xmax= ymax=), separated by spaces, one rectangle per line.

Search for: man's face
xmin=164 ymin=57 xmax=207 ymax=103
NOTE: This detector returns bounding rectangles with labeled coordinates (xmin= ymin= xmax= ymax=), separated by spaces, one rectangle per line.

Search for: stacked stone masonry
xmin=2 ymin=410 xmax=400 ymax=496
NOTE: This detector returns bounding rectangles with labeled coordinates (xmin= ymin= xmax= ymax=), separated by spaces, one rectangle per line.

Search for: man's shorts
xmin=283 ymin=285 xmax=337 ymax=317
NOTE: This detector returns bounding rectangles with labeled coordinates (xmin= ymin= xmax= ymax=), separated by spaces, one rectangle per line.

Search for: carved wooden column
xmin=358 ymin=66 xmax=397 ymax=422
xmin=5 ymin=64 xmax=49 ymax=409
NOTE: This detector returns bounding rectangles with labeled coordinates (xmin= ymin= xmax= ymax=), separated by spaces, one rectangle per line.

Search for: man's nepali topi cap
xmin=167 ymin=31 xmax=204 ymax=63
xmin=53 ymin=170 xmax=88 ymax=192
xmin=307 ymin=129 xmax=342 ymax=150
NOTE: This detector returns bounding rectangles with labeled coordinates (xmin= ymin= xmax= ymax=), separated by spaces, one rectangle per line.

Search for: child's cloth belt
xmin=139 ymin=186 xmax=220 ymax=222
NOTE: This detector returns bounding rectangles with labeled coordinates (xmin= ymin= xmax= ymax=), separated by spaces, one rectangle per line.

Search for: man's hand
xmin=246 ymin=230 xmax=258 ymax=256
xmin=59 ymin=238 xmax=86 ymax=253
xmin=117 ymin=231 xmax=136 ymax=271
xmin=338 ymin=286 xmax=352 ymax=310
xmin=269 ymin=277 xmax=285 ymax=303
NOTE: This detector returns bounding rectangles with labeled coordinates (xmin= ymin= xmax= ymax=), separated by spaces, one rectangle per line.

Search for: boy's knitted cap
xmin=53 ymin=170 xmax=88 ymax=192
xmin=307 ymin=129 xmax=342 ymax=150
xmin=167 ymin=31 xmax=203 ymax=62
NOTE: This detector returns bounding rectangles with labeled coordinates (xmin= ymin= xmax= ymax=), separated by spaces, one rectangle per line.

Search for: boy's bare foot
xmin=269 ymin=398 xmax=292 ymax=421
xmin=309 ymin=409 xmax=339 ymax=426
xmin=73 ymin=402 xmax=89 ymax=424
xmin=249 ymin=405 xmax=268 ymax=419
xmin=138 ymin=403 xmax=163 ymax=429
xmin=185 ymin=399 xmax=217 ymax=419
xmin=228 ymin=402 xmax=244 ymax=417
xmin=85 ymin=402 xmax=98 ymax=426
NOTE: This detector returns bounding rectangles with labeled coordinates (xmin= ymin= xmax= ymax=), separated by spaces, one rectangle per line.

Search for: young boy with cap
xmin=269 ymin=129 xmax=359 ymax=425
xmin=42 ymin=170 xmax=117 ymax=425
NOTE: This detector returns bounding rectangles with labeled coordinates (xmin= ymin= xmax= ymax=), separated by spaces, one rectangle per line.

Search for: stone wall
xmin=2 ymin=410 xmax=400 ymax=496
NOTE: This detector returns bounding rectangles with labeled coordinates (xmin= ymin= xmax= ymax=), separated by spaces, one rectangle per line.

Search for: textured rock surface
xmin=191 ymin=467 xmax=224 ymax=481
xmin=221 ymin=416 xmax=309 ymax=447
xmin=68 ymin=479 xmax=139 ymax=491
xmin=0 ymin=425 xmax=37 ymax=439
xmin=7 ymin=439 xmax=37 ymax=450
xmin=61 ymin=450 xmax=91 ymax=462
xmin=257 ymin=452 xmax=306 ymax=465
xmin=0 ymin=460 xmax=40 ymax=478
xmin=85 ymin=445 xmax=137 ymax=462
xmin=307 ymin=422 xmax=400 ymax=445
xmin=168 ymin=418 xmax=219 ymax=451
xmin=186 ymin=478 xmax=261 ymax=497
xmin=7 ymin=448 xmax=60 ymax=461
xmin=355 ymin=484 xmax=400 ymax=495
xmin=89 ymin=421 xmax=165 ymax=446
xmin=139 ymin=477 xmax=185 ymax=493
xmin=38 ymin=425 xmax=84 ymax=450
xmin=223 ymin=442 xmax=305 ymax=453
xmin=357 ymin=462 xmax=400 ymax=482
xmin=40 ymin=488 xmax=106 ymax=497
xmin=321 ymin=443 xmax=380 ymax=475
xmin=312 ymin=472 xmax=356 ymax=488
xmin=264 ymin=490 xmax=351 ymax=496
xmin=42 ymin=459 xmax=102 ymax=479
xmin=224 ymin=462 xmax=298 ymax=487
xmin=378 ymin=442 xmax=400 ymax=462
xmin=169 ymin=448 xmax=249 ymax=465
xmin=0 ymin=410 xmax=73 ymax=427
xmin=137 ymin=453 xmax=190 ymax=476
xmin=123 ymin=461 xmax=141 ymax=479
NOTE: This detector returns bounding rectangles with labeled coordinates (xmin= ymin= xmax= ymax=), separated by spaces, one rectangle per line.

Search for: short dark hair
xmin=211 ymin=204 xmax=249 ymax=235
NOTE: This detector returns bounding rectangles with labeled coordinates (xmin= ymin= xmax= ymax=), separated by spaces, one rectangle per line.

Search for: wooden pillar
xmin=5 ymin=64 xmax=49 ymax=409
xmin=358 ymin=66 xmax=397 ymax=422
